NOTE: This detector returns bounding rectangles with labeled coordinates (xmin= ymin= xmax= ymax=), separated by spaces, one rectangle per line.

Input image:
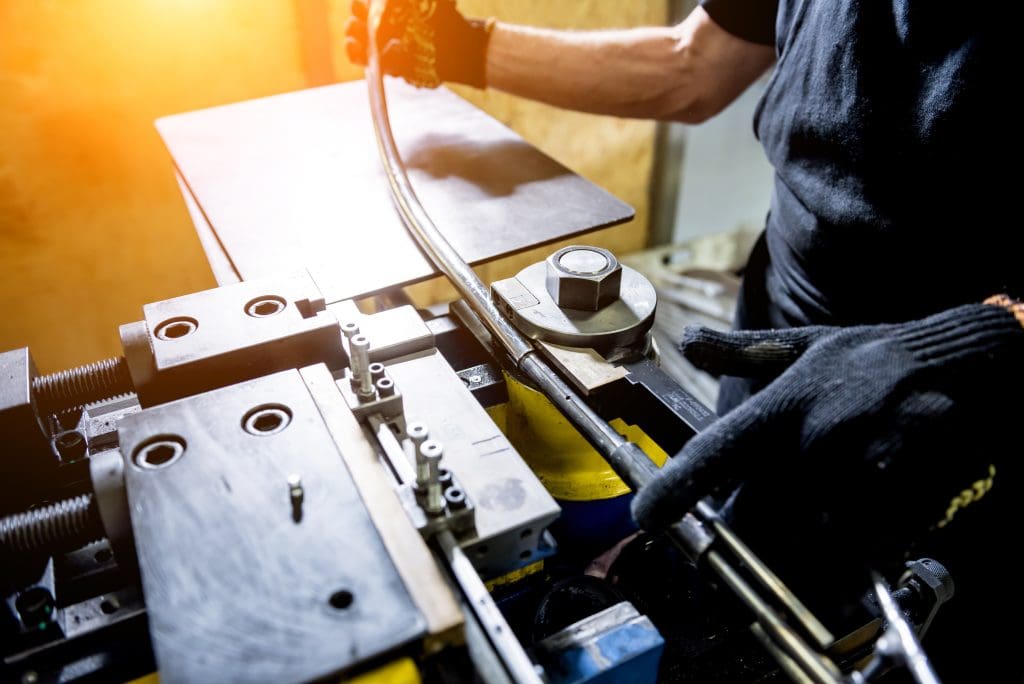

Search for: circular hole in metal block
xmin=376 ymin=378 xmax=393 ymax=390
xmin=154 ymin=317 xmax=198 ymax=341
xmin=368 ymin=362 xmax=385 ymax=375
xmin=244 ymin=295 xmax=286 ymax=318
xmin=94 ymin=548 xmax=113 ymax=564
xmin=341 ymin=321 xmax=360 ymax=337
xmin=99 ymin=597 xmax=120 ymax=615
xmin=520 ymin=528 xmax=533 ymax=539
xmin=438 ymin=468 xmax=452 ymax=484
xmin=242 ymin=405 xmax=292 ymax=436
xmin=133 ymin=436 xmax=186 ymax=469
xmin=520 ymin=549 xmax=532 ymax=560
xmin=328 ymin=589 xmax=354 ymax=610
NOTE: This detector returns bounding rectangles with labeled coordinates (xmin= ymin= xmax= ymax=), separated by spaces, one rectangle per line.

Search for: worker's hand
xmin=631 ymin=302 xmax=1024 ymax=554
xmin=344 ymin=0 xmax=493 ymax=88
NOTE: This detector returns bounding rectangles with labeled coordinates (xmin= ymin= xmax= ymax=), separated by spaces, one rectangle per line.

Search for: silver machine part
xmin=545 ymin=245 xmax=623 ymax=312
xmin=349 ymin=334 xmax=376 ymax=400
xmin=419 ymin=439 xmax=445 ymax=515
xmin=87 ymin=448 xmax=131 ymax=557
xmin=492 ymin=256 xmax=657 ymax=356
xmin=557 ymin=247 xmax=609 ymax=275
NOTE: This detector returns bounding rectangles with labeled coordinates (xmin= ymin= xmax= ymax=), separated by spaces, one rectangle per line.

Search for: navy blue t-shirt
xmin=704 ymin=0 xmax=1017 ymax=329
xmin=699 ymin=2 xmax=1020 ymax=681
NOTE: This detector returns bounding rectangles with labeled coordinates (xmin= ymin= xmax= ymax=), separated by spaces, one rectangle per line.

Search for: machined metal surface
xmin=385 ymin=350 xmax=559 ymax=577
xmin=158 ymin=80 xmax=633 ymax=301
xmin=122 ymin=271 xmax=342 ymax=405
xmin=545 ymin=245 xmax=623 ymax=311
xmin=493 ymin=258 xmax=657 ymax=355
xmin=299 ymin=365 xmax=463 ymax=642
xmin=118 ymin=369 xmax=425 ymax=682
xmin=88 ymin=449 xmax=131 ymax=557
xmin=328 ymin=300 xmax=435 ymax=361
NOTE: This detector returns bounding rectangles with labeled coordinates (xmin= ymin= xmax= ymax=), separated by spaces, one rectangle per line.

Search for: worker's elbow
xmin=657 ymin=46 xmax=726 ymax=123
xmin=662 ymin=93 xmax=722 ymax=125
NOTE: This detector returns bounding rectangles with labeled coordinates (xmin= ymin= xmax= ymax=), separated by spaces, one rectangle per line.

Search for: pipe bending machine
xmin=1 ymin=74 xmax=952 ymax=683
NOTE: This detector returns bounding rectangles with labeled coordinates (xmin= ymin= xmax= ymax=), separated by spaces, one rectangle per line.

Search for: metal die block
xmin=126 ymin=272 xmax=342 ymax=405
xmin=533 ymin=602 xmax=664 ymax=684
xmin=118 ymin=368 xmax=425 ymax=683
xmin=327 ymin=301 xmax=434 ymax=362
xmin=384 ymin=350 xmax=560 ymax=577
xmin=79 ymin=395 xmax=141 ymax=453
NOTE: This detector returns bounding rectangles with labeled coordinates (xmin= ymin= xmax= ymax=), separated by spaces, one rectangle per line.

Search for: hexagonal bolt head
xmin=545 ymin=246 xmax=622 ymax=311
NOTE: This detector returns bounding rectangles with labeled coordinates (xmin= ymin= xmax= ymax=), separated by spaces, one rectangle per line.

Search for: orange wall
xmin=0 ymin=2 xmax=327 ymax=371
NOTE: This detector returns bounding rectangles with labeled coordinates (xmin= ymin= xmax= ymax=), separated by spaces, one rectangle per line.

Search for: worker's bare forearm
xmin=486 ymin=8 xmax=775 ymax=124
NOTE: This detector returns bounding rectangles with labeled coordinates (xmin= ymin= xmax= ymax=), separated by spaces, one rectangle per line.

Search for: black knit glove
xmin=345 ymin=0 xmax=493 ymax=88
xmin=631 ymin=303 xmax=1024 ymax=555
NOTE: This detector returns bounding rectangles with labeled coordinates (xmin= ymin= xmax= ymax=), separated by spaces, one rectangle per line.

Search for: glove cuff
xmin=438 ymin=16 xmax=495 ymax=88
xmin=985 ymin=294 xmax=1024 ymax=329
xmin=894 ymin=303 xmax=1024 ymax=369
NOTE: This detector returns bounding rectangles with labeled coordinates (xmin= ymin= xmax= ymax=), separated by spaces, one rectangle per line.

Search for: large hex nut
xmin=545 ymin=246 xmax=622 ymax=311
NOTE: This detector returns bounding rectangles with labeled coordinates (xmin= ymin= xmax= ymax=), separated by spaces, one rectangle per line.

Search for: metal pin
xmin=420 ymin=440 xmax=445 ymax=515
xmin=349 ymin=334 xmax=376 ymax=400
xmin=288 ymin=473 xmax=304 ymax=523
xmin=368 ymin=362 xmax=386 ymax=382
xmin=408 ymin=422 xmax=430 ymax=487
xmin=341 ymin=322 xmax=360 ymax=339
xmin=376 ymin=377 xmax=396 ymax=398
xmin=444 ymin=486 xmax=467 ymax=510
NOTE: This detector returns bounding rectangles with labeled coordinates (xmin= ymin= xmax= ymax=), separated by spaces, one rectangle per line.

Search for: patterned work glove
xmin=345 ymin=0 xmax=493 ymax=88
xmin=631 ymin=300 xmax=1024 ymax=566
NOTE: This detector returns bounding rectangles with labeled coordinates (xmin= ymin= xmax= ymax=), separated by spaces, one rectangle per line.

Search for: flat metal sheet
xmin=119 ymin=369 xmax=425 ymax=683
xmin=157 ymin=80 xmax=634 ymax=301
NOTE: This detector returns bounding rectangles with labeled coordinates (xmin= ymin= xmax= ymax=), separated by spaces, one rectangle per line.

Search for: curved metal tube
xmin=364 ymin=40 xmax=631 ymax=466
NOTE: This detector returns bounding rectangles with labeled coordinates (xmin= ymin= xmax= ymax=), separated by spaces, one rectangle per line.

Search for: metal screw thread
xmin=32 ymin=356 xmax=133 ymax=416
xmin=0 ymin=494 xmax=104 ymax=555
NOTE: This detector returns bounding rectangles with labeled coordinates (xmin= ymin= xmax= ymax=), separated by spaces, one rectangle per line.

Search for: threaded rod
xmin=32 ymin=356 xmax=133 ymax=415
xmin=0 ymin=494 xmax=104 ymax=555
